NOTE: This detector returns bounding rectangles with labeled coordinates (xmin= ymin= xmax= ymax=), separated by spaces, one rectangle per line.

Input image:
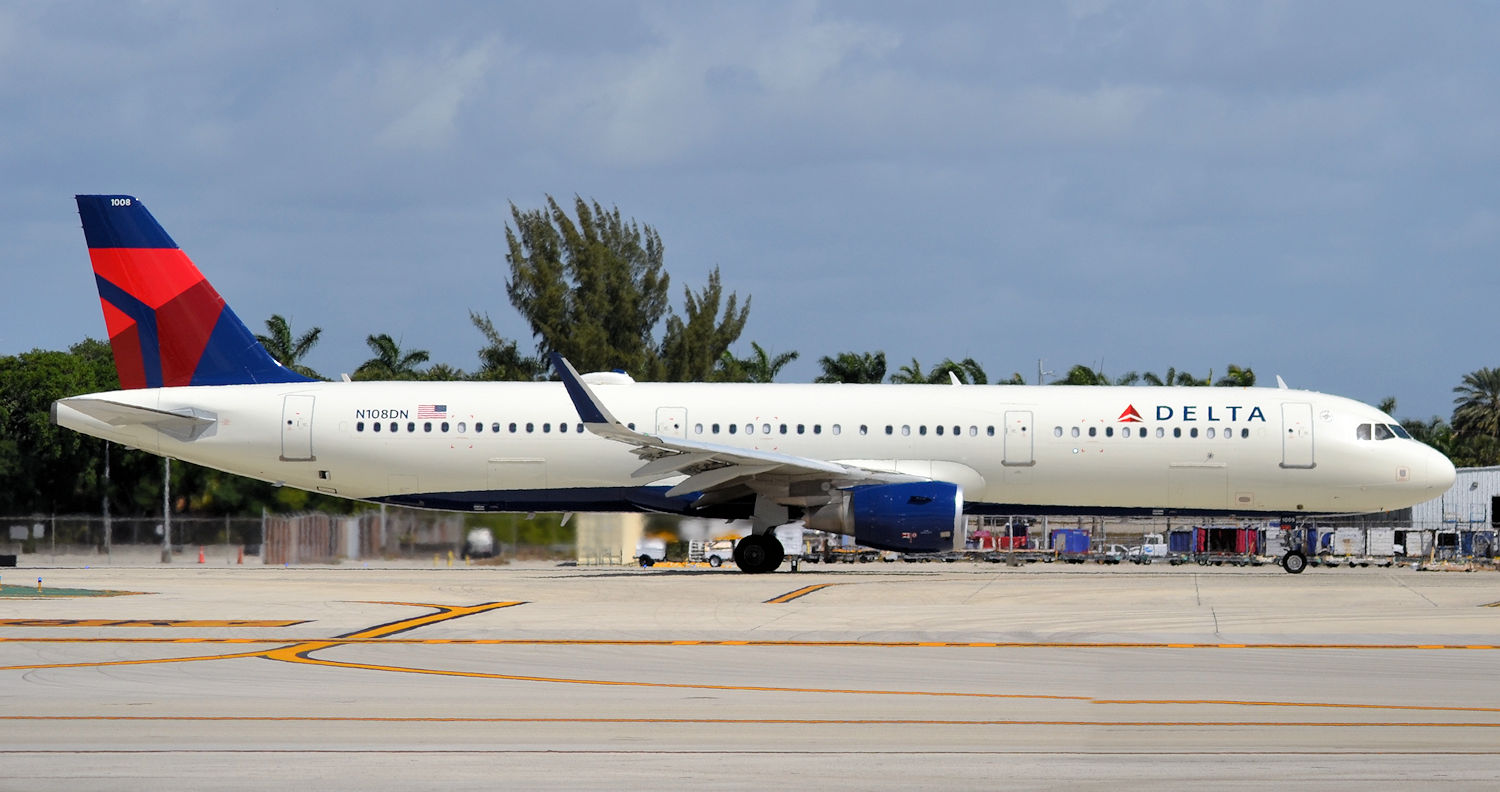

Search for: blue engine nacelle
xmin=807 ymin=481 xmax=963 ymax=553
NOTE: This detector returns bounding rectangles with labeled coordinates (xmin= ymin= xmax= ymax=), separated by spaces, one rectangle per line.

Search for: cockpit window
xmin=1357 ymin=422 xmax=1412 ymax=441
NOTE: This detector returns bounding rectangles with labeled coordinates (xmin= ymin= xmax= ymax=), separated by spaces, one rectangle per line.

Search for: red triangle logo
xmin=1118 ymin=405 xmax=1143 ymax=423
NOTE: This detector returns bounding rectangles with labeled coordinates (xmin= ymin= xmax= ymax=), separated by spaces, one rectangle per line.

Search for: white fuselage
xmin=54 ymin=380 xmax=1455 ymax=521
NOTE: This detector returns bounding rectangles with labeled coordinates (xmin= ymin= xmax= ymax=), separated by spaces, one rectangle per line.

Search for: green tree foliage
xmin=255 ymin=314 xmax=323 ymax=379
xmin=1216 ymin=364 xmax=1256 ymax=387
xmin=505 ymin=196 xmax=749 ymax=380
xmin=1453 ymin=367 xmax=1500 ymax=440
xmin=1053 ymin=364 xmax=1111 ymax=385
xmin=889 ymin=357 xmax=990 ymax=385
xmin=1142 ymin=367 xmax=1209 ymax=386
xmin=713 ymin=342 xmax=799 ymax=383
xmin=469 ymin=311 xmax=544 ymax=381
xmin=815 ymin=351 xmax=886 ymax=384
xmin=354 ymin=333 xmax=430 ymax=380
xmin=658 ymin=268 xmax=750 ymax=382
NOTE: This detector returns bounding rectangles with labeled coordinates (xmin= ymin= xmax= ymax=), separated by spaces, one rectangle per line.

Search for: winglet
xmin=550 ymin=352 xmax=621 ymax=426
xmin=1275 ymin=375 xmax=1289 ymax=390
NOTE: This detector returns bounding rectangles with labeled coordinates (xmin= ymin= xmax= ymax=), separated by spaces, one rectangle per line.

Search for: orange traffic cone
xmin=236 ymin=545 xmax=244 ymax=565
xmin=197 ymin=546 xmax=205 ymax=564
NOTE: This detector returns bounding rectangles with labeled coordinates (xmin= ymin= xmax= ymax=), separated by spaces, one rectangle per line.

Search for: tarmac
xmin=3 ymin=553 xmax=1500 ymax=790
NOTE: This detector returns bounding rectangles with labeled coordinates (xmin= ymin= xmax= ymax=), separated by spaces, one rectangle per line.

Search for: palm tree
xmin=354 ymin=333 xmax=430 ymax=380
xmin=1053 ymin=364 xmax=1109 ymax=385
xmin=1143 ymin=367 xmax=1208 ymax=386
xmin=1453 ymin=367 xmax=1500 ymax=439
xmin=929 ymin=357 xmax=989 ymax=385
xmin=889 ymin=357 xmax=927 ymax=384
xmin=255 ymin=314 xmax=322 ymax=379
xmin=714 ymin=342 xmax=799 ymax=383
xmin=815 ymin=351 xmax=886 ymax=384
xmin=1215 ymin=364 xmax=1256 ymax=387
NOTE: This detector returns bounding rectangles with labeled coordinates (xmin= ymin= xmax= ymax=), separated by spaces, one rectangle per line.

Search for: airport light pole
xmin=102 ymin=442 xmax=111 ymax=563
xmin=161 ymin=457 xmax=171 ymax=563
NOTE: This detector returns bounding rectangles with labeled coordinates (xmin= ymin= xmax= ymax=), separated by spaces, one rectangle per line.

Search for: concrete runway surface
xmin=3 ymin=561 xmax=1500 ymax=790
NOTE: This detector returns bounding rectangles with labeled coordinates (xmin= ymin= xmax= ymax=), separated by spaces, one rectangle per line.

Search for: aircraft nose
xmin=1423 ymin=445 xmax=1457 ymax=494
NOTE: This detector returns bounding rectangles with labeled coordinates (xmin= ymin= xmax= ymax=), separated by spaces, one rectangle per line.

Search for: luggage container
xmin=1050 ymin=528 xmax=1090 ymax=556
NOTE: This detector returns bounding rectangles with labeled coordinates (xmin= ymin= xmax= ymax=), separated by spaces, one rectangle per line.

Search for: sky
xmin=2 ymin=1 xmax=1496 ymax=420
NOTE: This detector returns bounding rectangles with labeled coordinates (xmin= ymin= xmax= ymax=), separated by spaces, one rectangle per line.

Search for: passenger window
xmin=814 ymin=425 xmax=822 ymax=435
xmin=1105 ymin=427 xmax=1113 ymax=438
xmin=1190 ymin=428 xmax=1198 ymax=438
xmin=885 ymin=425 xmax=894 ymax=435
xmin=1173 ymin=428 xmax=1181 ymax=438
xmin=987 ymin=426 xmax=995 ymax=436
xmin=356 ymin=421 xmax=365 ymax=432
xmin=762 ymin=423 xmax=771 ymax=435
xmin=458 ymin=422 xmax=467 ymax=433
xmin=373 ymin=422 xmax=381 ymax=432
xmin=953 ymin=425 xmax=960 ymax=436
xmin=407 ymin=422 xmax=415 ymax=433
xmin=1240 ymin=428 xmax=1249 ymax=438
xmin=1088 ymin=427 xmax=1097 ymax=437
xmin=1053 ymin=426 xmax=1063 ymax=438
xmin=560 ymin=423 xmax=568 ymax=433
xmin=919 ymin=426 xmax=928 ymax=436
xmin=507 ymin=423 xmax=516 ymax=433
xmin=832 ymin=424 xmax=841 ymax=436
xmin=694 ymin=423 xmax=703 ymax=434
xmin=1071 ymin=427 xmax=1080 ymax=438
xmin=902 ymin=425 xmax=911 ymax=436
xmin=746 ymin=424 xmax=755 ymax=436
xmin=473 ymin=422 xmax=482 ymax=433
xmin=1357 ymin=423 xmax=1372 ymax=440
xmin=780 ymin=424 xmax=788 ymax=435
xmin=729 ymin=424 xmax=737 ymax=434
xmin=491 ymin=423 xmax=500 ymax=433
xmin=860 ymin=425 xmax=869 ymax=435
xmin=797 ymin=424 xmax=805 ymax=434
xmin=526 ymin=423 xmax=534 ymax=433
xmin=1155 ymin=427 xmax=1164 ymax=438
xmin=426 ymin=422 xmax=434 ymax=432
xmin=969 ymin=426 xmax=977 ymax=437
xmin=542 ymin=423 xmax=550 ymax=433
xmin=442 ymin=422 xmax=450 ymax=432
xmin=712 ymin=423 xmax=720 ymax=434
xmin=1206 ymin=428 xmax=1216 ymax=439
xmin=389 ymin=422 xmax=398 ymax=433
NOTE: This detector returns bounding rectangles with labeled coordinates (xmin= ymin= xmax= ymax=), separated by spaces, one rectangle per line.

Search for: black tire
xmin=735 ymin=534 xmax=778 ymax=574
xmin=1282 ymin=550 xmax=1307 ymax=574
xmin=709 ymin=555 xmax=722 ymax=568
xmin=638 ymin=555 xmax=654 ymax=567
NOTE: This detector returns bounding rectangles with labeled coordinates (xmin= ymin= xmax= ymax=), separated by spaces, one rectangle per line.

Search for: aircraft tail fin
xmin=74 ymin=195 xmax=314 ymax=389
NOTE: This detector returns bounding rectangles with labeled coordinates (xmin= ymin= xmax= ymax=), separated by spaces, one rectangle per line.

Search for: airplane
xmin=53 ymin=195 xmax=1456 ymax=574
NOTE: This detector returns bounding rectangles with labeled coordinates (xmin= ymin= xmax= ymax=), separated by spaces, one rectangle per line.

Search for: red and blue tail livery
xmin=75 ymin=195 xmax=313 ymax=389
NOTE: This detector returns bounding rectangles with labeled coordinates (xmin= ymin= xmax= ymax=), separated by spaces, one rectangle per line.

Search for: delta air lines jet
xmin=52 ymin=195 xmax=1456 ymax=574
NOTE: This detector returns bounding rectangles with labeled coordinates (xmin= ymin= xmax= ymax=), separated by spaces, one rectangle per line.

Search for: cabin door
xmin=656 ymin=407 xmax=687 ymax=438
xmin=1002 ymin=410 xmax=1035 ymax=467
xmin=1280 ymin=402 xmax=1315 ymax=469
xmin=280 ymin=395 xmax=315 ymax=461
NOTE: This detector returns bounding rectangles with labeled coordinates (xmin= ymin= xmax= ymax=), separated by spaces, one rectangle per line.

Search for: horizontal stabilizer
xmin=58 ymin=397 xmax=217 ymax=442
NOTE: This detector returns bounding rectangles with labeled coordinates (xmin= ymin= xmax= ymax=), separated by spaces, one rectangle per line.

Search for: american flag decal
xmin=417 ymin=404 xmax=448 ymax=419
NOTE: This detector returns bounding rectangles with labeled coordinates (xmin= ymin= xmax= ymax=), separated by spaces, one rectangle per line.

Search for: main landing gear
xmin=733 ymin=533 xmax=784 ymax=574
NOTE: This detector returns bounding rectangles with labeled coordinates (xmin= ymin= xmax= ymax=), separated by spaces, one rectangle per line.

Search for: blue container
xmin=1050 ymin=529 xmax=1090 ymax=554
xmin=1167 ymin=531 xmax=1194 ymax=554
xmin=1461 ymin=531 xmax=1496 ymax=557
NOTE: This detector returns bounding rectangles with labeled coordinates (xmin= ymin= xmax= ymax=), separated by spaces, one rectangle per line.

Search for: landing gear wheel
xmin=638 ymin=555 xmax=655 ymax=568
xmin=733 ymin=533 xmax=784 ymax=574
xmin=1282 ymin=550 xmax=1307 ymax=574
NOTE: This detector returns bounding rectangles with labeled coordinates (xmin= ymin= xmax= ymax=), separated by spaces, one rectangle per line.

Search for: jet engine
xmin=805 ymin=481 xmax=963 ymax=553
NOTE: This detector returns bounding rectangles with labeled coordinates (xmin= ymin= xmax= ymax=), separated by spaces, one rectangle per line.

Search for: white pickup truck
xmin=1129 ymin=533 xmax=1168 ymax=564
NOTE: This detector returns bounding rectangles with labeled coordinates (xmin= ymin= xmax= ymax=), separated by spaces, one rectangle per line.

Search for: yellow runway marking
xmin=764 ymin=583 xmax=836 ymax=603
xmin=6 ymin=600 xmax=1500 ymax=718
xmin=5 ymin=715 xmax=1500 ymax=728
xmin=0 ymin=619 xmax=305 ymax=628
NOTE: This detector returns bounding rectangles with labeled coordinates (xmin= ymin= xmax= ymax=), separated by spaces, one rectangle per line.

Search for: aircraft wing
xmin=55 ymin=397 xmax=217 ymax=442
xmin=550 ymin=354 xmax=917 ymax=504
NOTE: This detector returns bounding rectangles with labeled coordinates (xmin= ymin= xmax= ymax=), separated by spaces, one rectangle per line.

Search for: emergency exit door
xmin=1003 ymin=410 xmax=1035 ymax=467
